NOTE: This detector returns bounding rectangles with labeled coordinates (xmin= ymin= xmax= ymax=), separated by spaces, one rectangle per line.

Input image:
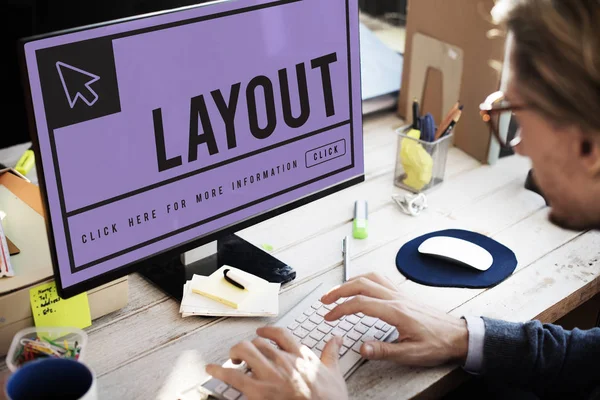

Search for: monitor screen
xmin=19 ymin=0 xmax=364 ymax=298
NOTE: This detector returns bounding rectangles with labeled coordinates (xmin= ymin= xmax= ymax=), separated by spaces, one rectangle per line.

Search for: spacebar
xmin=338 ymin=349 xmax=363 ymax=375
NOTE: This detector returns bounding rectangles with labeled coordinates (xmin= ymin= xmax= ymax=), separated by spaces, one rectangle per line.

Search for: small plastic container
xmin=393 ymin=125 xmax=454 ymax=193
xmin=6 ymin=326 xmax=88 ymax=372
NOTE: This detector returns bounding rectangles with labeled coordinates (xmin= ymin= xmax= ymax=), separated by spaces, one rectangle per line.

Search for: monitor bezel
xmin=17 ymin=0 xmax=364 ymax=299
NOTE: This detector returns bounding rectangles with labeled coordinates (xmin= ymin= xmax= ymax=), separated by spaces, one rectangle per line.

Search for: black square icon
xmin=35 ymin=37 xmax=121 ymax=130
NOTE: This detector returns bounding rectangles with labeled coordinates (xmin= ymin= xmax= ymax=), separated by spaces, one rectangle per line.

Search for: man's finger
xmin=257 ymin=326 xmax=301 ymax=355
xmin=252 ymin=337 xmax=294 ymax=373
xmin=360 ymin=340 xmax=415 ymax=364
xmin=324 ymin=295 xmax=400 ymax=325
xmin=229 ymin=340 xmax=279 ymax=380
xmin=206 ymin=364 xmax=255 ymax=394
xmin=349 ymin=272 xmax=397 ymax=291
xmin=321 ymin=277 xmax=397 ymax=305
xmin=320 ymin=335 xmax=342 ymax=368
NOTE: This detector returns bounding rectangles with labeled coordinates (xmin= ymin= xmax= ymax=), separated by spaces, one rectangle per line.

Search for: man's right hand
xmin=320 ymin=272 xmax=469 ymax=367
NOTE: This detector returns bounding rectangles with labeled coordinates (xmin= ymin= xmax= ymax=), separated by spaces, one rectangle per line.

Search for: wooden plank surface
xmin=2 ymin=111 xmax=598 ymax=400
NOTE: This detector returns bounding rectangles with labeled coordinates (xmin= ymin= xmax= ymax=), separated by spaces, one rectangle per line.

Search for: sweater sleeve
xmin=481 ymin=317 xmax=600 ymax=398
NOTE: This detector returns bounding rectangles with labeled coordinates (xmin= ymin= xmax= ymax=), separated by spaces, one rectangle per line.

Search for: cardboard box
xmin=397 ymin=0 xmax=507 ymax=163
xmin=0 ymin=169 xmax=128 ymax=355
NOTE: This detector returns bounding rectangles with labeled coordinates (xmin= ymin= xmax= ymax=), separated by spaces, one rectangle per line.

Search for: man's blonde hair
xmin=492 ymin=0 xmax=600 ymax=134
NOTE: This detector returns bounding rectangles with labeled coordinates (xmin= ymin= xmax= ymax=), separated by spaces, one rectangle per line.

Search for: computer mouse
xmin=417 ymin=236 xmax=493 ymax=271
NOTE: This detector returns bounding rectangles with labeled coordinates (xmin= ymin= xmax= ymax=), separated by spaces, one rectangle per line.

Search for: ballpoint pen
xmin=342 ymin=236 xmax=350 ymax=281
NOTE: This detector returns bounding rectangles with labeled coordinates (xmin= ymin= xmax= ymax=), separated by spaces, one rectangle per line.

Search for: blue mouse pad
xmin=396 ymin=229 xmax=517 ymax=288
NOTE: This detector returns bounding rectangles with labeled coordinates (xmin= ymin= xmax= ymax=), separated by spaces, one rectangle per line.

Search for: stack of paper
xmin=179 ymin=266 xmax=280 ymax=317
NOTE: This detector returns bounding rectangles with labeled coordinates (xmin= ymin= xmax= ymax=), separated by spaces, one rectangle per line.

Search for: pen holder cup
xmin=393 ymin=125 xmax=454 ymax=193
xmin=6 ymin=326 xmax=88 ymax=372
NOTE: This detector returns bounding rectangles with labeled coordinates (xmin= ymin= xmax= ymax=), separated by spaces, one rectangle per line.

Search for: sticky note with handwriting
xmin=29 ymin=281 xmax=92 ymax=329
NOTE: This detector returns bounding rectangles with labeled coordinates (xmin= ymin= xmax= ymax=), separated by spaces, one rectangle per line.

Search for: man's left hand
xmin=206 ymin=326 xmax=349 ymax=400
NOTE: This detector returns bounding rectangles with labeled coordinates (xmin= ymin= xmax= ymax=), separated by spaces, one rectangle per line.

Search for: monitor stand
xmin=137 ymin=234 xmax=296 ymax=301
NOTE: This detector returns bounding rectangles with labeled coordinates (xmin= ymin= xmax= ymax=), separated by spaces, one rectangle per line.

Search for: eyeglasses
xmin=479 ymin=91 xmax=526 ymax=149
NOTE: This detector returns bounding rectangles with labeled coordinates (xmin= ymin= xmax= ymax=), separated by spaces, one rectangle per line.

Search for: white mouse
xmin=418 ymin=236 xmax=493 ymax=271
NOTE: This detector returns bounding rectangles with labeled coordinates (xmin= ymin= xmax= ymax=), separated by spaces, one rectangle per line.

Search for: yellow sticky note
xmin=29 ymin=281 xmax=92 ymax=329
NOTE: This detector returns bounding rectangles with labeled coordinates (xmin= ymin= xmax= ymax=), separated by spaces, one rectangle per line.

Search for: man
xmin=206 ymin=0 xmax=600 ymax=398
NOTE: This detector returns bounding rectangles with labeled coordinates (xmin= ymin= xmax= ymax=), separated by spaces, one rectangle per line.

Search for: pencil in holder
xmin=393 ymin=125 xmax=453 ymax=193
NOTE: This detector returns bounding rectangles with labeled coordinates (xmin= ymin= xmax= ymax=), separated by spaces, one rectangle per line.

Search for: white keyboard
xmin=185 ymin=283 xmax=397 ymax=400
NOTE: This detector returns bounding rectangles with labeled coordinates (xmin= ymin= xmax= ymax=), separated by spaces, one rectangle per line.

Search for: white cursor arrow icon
xmin=56 ymin=61 xmax=100 ymax=108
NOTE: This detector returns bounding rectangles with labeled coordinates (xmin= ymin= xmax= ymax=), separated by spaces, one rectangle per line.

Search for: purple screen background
xmin=23 ymin=0 xmax=363 ymax=290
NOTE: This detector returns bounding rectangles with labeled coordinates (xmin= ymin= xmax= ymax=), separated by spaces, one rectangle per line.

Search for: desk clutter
xmin=0 ymin=168 xmax=127 ymax=356
xmin=5 ymin=326 xmax=87 ymax=372
xmin=394 ymin=100 xmax=462 ymax=193
xmin=180 ymin=266 xmax=280 ymax=317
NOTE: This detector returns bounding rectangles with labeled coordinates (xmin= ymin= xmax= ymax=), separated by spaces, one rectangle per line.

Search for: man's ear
xmin=579 ymin=134 xmax=600 ymax=177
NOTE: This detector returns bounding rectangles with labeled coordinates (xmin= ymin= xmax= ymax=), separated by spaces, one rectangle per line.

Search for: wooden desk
xmin=1 ymin=111 xmax=599 ymax=399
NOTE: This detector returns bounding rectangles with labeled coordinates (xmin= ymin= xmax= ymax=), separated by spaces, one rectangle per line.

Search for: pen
xmin=342 ymin=236 xmax=350 ymax=281
xmin=412 ymin=99 xmax=420 ymax=130
xmin=223 ymin=268 xmax=247 ymax=290
xmin=434 ymin=101 xmax=460 ymax=140
xmin=441 ymin=109 xmax=463 ymax=138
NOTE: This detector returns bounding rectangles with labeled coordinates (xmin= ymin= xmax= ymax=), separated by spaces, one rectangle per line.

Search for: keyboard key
xmin=313 ymin=348 xmax=322 ymax=358
xmin=301 ymin=321 xmax=317 ymax=332
xmin=287 ymin=322 xmax=299 ymax=331
xmin=381 ymin=323 xmax=392 ymax=332
xmin=215 ymin=382 xmax=229 ymax=394
xmin=331 ymin=328 xmax=345 ymax=337
xmin=345 ymin=315 xmax=360 ymax=325
xmin=317 ymin=323 xmax=332 ymax=334
xmin=356 ymin=312 xmax=365 ymax=318
xmin=375 ymin=321 xmax=385 ymax=330
xmin=309 ymin=315 xmax=324 ymax=325
xmin=223 ymin=388 xmax=241 ymax=400
xmin=338 ymin=321 xmax=354 ymax=331
xmin=354 ymin=324 xmax=368 ymax=334
xmin=375 ymin=331 xmax=385 ymax=340
xmin=323 ymin=303 xmax=336 ymax=310
xmin=361 ymin=327 xmax=379 ymax=343
xmin=343 ymin=337 xmax=355 ymax=348
xmin=325 ymin=319 xmax=340 ymax=327
xmin=339 ymin=346 xmax=349 ymax=356
xmin=310 ymin=330 xmax=326 ymax=341
xmin=347 ymin=330 xmax=362 ymax=341
xmin=301 ymin=337 xmax=318 ymax=348
xmin=304 ymin=308 xmax=315 ymax=317
xmin=296 ymin=315 xmax=308 ymax=324
xmin=352 ymin=341 xmax=363 ymax=353
xmin=335 ymin=297 xmax=347 ymax=305
xmin=293 ymin=327 xmax=310 ymax=339
xmin=360 ymin=317 xmax=377 ymax=327
xmin=323 ymin=333 xmax=333 ymax=343
xmin=316 ymin=341 xmax=326 ymax=351
xmin=311 ymin=301 xmax=322 ymax=309
xmin=316 ymin=308 xmax=329 ymax=317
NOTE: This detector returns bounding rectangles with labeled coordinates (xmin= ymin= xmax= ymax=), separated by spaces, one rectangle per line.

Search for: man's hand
xmin=321 ymin=272 xmax=469 ymax=367
xmin=206 ymin=326 xmax=348 ymax=400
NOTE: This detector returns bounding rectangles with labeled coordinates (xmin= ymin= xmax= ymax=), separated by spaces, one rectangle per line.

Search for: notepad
xmin=181 ymin=266 xmax=280 ymax=316
xmin=191 ymin=266 xmax=257 ymax=309
xmin=179 ymin=275 xmax=279 ymax=317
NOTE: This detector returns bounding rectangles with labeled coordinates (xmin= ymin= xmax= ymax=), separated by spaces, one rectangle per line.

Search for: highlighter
xmin=352 ymin=200 xmax=368 ymax=239
xmin=15 ymin=146 xmax=35 ymax=176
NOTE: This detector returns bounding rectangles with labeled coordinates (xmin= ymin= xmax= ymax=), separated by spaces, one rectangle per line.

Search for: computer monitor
xmin=18 ymin=0 xmax=364 ymax=299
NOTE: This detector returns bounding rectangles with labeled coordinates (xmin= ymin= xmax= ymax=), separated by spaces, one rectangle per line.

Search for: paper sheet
xmin=180 ymin=274 xmax=279 ymax=317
